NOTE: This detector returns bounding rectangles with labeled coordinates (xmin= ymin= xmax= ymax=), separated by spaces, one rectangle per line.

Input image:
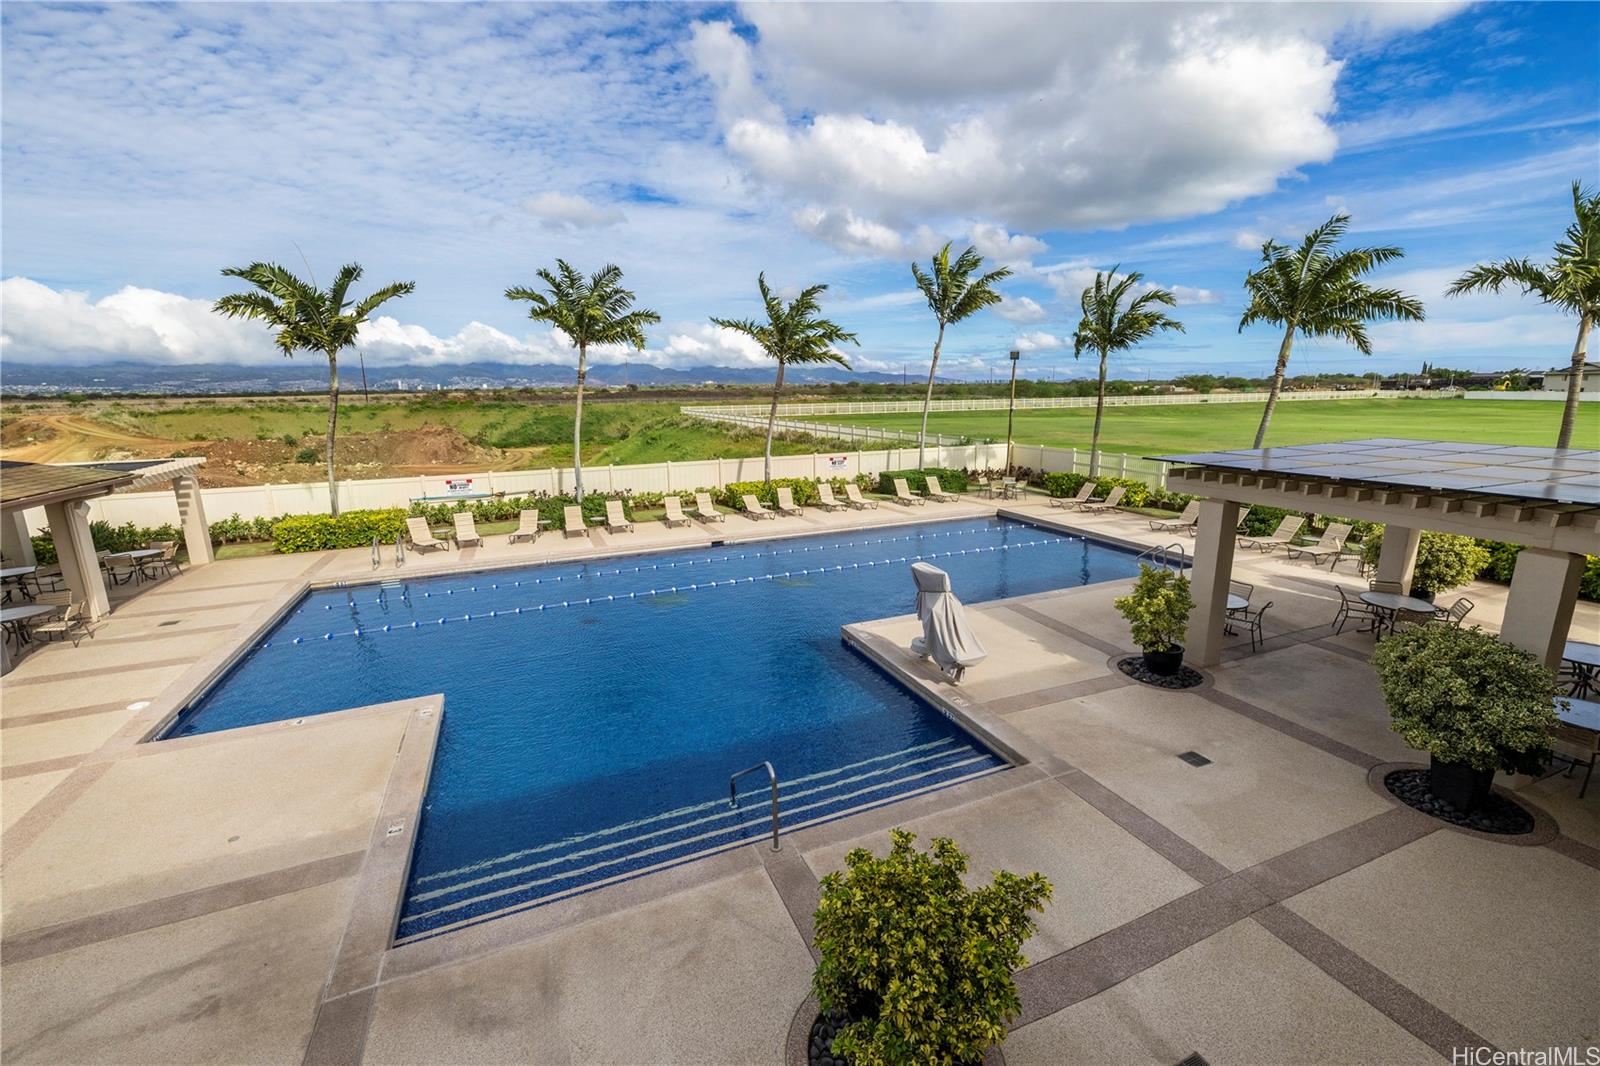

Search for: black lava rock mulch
xmin=1383 ymin=768 xmax=1535 ymax=835
xmin=809 ymin=1013 xmax=848 ymax=1066
xmin=1117 ymin=655 xmax=1205 ymax=690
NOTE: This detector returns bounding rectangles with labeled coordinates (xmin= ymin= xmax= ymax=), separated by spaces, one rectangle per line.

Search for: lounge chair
xmin=31 ymin=602 xmax=93 ymax=646
xmin=815 ymin=484 xmax=847 ymax=511
xmin=508 ymin=509 xmax=543 ymax=544
xmin=406 ymin=517 xmax=449 ymax=553
xmin=893 ymin=478 xmax=926 ymax=507
xmin=1331 ymin=584 xmax=1382 ymax=634
xmin=1082 ymin=486 xmax=1126 ymax=513
xmin=1233 ymin=506 xmax=1253 ymax=534
xmin=742 ymin=494 xmax=776 ymax=520
xmin=604 ymin=500 xmax=633 ymax=533
xmin=1149 ymin=500 xmax=1200 ymax=532
xmin=1238 ymin=515 xmax=1304 ymax=552
xmin=662 ymin=496 xmax=691 ymax=527
xmin=1048 ymin=483 xmax=1095 ymax=510
xmin=844 ymin=484 xmax=878 ymax=510
xmin=453 ymin=512 xmax=484 ymax=548
xmin=563 ymin=506 xmax=588 ymax=538
xmin=1286 ymin=522 xmax=1350 ymax=567
xmin=924 ymin=476 xmax=957 ymax=503
xmin=692 ymin=492 xmax=725 ymax=523
xmin=775 ymin=487 xmax=803 ymax=516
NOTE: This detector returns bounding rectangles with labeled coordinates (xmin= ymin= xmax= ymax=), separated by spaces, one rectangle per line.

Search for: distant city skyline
xmin=3 ymin=2 xmax=1597 ymax=380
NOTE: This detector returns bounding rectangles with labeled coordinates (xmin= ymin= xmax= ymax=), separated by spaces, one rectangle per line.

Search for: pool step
xmin=395 ymin=741 xmax=1006 ymax=942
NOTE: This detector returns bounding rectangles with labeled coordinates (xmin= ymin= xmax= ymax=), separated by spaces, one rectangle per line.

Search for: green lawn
xmin=813 ymin=398 xmax=1597 ymax=456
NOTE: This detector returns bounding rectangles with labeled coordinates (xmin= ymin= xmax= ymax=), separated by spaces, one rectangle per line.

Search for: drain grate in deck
xmin=1175 ymin=1054 xmax=1211 ymax=1066
xmin=1177 ymin=751 xmax=1212 ymax=767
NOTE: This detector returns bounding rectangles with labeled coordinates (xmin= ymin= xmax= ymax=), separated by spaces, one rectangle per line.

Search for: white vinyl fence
xmin=1012 ymin=444 xmax=1172 ymax=488
xmin=58 ymin=443 xmax=1009 ymax=530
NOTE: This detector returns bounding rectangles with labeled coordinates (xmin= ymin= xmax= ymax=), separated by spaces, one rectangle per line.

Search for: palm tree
xmin=506 ymin=262 xmax=659 ymax=500
xmin=1447 ymin=181 xmax=1599 ymax=448
xmin=1070 ymin=269 xmax=1185 ymax=475
xmin=711 ymin=274 xmax=858 ymax=485
xmin=911 ymin=243 xmax=1012 ymax=467
xmin=214 ymin=263 xmax=414 ymax=516
xmin=1239 ymin=214 xmax=1424 ymax=447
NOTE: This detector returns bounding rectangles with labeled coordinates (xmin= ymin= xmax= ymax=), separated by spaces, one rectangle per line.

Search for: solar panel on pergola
xmin=1153 ymin=439 xmax=1600 ymax=507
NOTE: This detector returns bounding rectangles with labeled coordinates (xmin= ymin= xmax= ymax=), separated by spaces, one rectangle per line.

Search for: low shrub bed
xmin=876 ymin=467 xmax=969 ymax=495
xmin=271 ymin=508 xmax=410 ymax=553
xmin=408 ymin=492 xmax=629 ymax=532
xmin=30 ymin=519 xmax=182 ymax=564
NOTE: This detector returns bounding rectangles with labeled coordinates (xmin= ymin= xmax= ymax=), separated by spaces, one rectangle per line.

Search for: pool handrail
xmin=729 ymin=761 xmax=780 ymax=851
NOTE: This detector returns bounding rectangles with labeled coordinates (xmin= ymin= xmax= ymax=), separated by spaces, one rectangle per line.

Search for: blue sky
xmin=2 ymin=1 xmax=1597 ymax=380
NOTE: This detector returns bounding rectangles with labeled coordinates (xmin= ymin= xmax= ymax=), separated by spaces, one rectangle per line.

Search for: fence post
xmin=1118 ymin=453 xmax=1128 ymax=479
xmin=665 ymin=461 xmax=673 ymax=492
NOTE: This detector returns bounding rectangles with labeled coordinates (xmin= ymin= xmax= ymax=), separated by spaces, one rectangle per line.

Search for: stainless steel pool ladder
xmin=729 ymin=761 xmax=780 ymax=851
xmin=1137 ymin=542 xmax=1188 ymax=572
xmin=394 ymin=533 xmax=406 ymax=568
xmin=371 ymin=535 xmax=382 ymax=570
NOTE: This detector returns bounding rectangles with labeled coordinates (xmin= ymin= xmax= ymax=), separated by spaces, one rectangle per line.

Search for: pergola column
xmin=42 ymin=500 xmax=110 ymax=620
xmin=173 ymin=474 xmax=214 ymax=567
xmin=1502 ymin=548 xmax=1584 ymax=670
xmin=1376 ymin=525 xmax=1422 ymax=592
xmin=2 ymin=510 xmax=36 ymax=567
xmin=1188 ymin=498 xmax=1241 ymax=668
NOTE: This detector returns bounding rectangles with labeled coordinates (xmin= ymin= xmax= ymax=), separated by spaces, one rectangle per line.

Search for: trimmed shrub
xmin=1113 ymin=564 xmax=1194 ymax=652
xmin=1362 ymin=531 xmax=1490 ymax=596
xmin=875 ymin=467 xmax=969 ymax=495
xmin=407 ymin=492 xmax=628 ymax=532
xmin=1035 ymin=471 xmax=1151 ymax=508
xmin=31 ymin=520 xmax=181 ymax=564
xmin=719 ymin=477 xmax=823 ymax=508
xmin=271 ymin=509 xmax=409 ymax=553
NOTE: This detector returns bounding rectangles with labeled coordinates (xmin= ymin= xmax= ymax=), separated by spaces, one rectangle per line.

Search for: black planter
xmin=1142 ymin=646 xmax=1184 ymax=676
xmin=807 ymin=1012 xmax=982 ymax=1066
xmin=1429 ymin=755 xmax=1494 ymax=813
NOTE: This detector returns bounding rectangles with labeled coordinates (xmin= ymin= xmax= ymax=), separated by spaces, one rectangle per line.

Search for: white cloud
xmin=792 ymin=205 xmax=943 ymax=259
xmin=968 ymin=223 xmax=1047 ymax=266
xmin=993 ymin=295 xmax=1047 ymax=323
xmin=522 ymin=192 xmax=625 ymax=231
xmin=1170 ymin=285 xmax=1221 ymax=306
xmin=1233 ymin=229 xmax=1267 ymax=251
xmin=1013 ymin=331 xmax=1065 ymax=353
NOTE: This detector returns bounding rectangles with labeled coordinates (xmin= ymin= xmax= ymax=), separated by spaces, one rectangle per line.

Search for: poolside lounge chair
xmin=563 ymin=506 xmax=588 ymax=538
xmin=453 ymin=512 xmax=484 ymax=548
xmin=604 ymin=500 xmax=633 ymax=533
xmin=1082 ymin=486 xmax=1126 ymax=514
xmin=816 ymin=484 xmax=847 ymax=511
xmin=31 ymin=602 xmax=92 ymax=647
xmin=742 ymin=494 xmax=776 ymax=520
xmin=775 ymin=487 xmax=804 ymax=516
xmin=1048 ymin=483 xmax=1095 ymax=510
xmin=844 ymin=484 xmax=878 ymax=510
xmin=508 ymin=510 xmax=543 ymax=544
xmin=406 ymin=517 xmax=449 ymax=553
xmin=924 ymin=476 xmax=957 ymax=503
xmin=1149 ymin=500 xmax=1200 ymax=532
xmin=893 ymin=478 xmax=926 ymax=506
xmin=662 ymin=496 xmax=691 ymax=527
xmin=1285 ymin=522 xmax=1350 ymax=567
xmin=692 ymin=492 xmax=725 ymax=523
xmin=1237 ymin=515 xmax=1304 ymax=552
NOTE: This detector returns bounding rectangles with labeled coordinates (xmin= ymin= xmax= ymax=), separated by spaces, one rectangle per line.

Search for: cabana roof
xmin=58 ymin=457 xmax=207 ymax=493
xmin=0 ymin=460 xmax=137 ymax=511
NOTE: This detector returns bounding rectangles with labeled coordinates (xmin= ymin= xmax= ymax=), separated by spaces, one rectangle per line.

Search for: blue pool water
xmin=170 ymin=517 xmax=1142 ymax=941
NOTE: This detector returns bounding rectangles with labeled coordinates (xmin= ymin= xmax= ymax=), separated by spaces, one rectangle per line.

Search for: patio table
xmin=1552 ymin=695 xmax=1600 ymax=798
xmin=1560 ymin=641 xmax=1600 ymax=700
xmin=1 ymin=602 xmax=59 ymax=646
xmin=1359 ymin=590 xmax=1436 ymax=635
xmin=0 ymin=565 xmax=37 ymax=603
xmin=1223 ymin=593 xmax=1250 ymax=636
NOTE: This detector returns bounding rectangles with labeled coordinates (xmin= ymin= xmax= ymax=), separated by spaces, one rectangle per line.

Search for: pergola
xmin=0 ymin=457 xmax=214 ymax=622
xmin=1156 ymin=439 xmax=1600 ymax=670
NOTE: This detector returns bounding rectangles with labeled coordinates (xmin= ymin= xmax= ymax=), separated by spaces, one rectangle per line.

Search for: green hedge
xmin=720 ymin=478 xmax=826 ymax=508
xmin=407 ymin=493 xmax=629 ymax=532
xmin=271 ymin=509 xmax=410 ymax=553
xmin=31 ymin=520 xmax=181 ymax=564
xmin=877 ymin=468 xmax=970 ymax=495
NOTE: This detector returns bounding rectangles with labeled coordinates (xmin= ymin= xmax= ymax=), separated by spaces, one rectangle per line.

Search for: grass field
xmin=814 ymin=398 xmax=1597 ymax=455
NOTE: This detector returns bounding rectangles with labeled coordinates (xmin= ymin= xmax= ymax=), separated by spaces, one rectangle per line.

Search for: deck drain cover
xmin=1177 ymin=751 xmax=1212 ymax=767
xmin=1176 ymin=1055 xmax=1211 ymax=1066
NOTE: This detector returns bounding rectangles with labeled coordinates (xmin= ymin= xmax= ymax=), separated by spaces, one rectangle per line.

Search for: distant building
xmin=1541 ymin=367 xmax=1598 ymax=394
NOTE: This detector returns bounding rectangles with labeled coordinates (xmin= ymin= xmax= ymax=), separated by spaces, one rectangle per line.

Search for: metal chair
xmin=1235 ymin=601 xmax=1273 ymax=652
xmin=1332 ymin=585 xmax=1382 ymax=634
xmin=1433 ymin=597 xmax=1474 ymax=627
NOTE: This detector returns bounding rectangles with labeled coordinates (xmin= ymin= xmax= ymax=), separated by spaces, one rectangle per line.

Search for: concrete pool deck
xmin=2 ymin=494 xmax=1597 ymax=1064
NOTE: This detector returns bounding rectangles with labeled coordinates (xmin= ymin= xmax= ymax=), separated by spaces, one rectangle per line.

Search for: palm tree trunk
xmin=1089 ymin=348 xmax=1108 ymax=477
xmin=764 ymin=360 xmax=785 ymax=486
xmin=573 ymin=341 xmax=587 ymax=501
xmin=1556 ymin=312 xmax=1591 ymax=449
xmin=324 ymin=350 xmax=341 ymax=517
xmin=1252 ymin=326 xmax=1296 ymax=449
xmin=917 ymin=322 xmax=946 ymax=469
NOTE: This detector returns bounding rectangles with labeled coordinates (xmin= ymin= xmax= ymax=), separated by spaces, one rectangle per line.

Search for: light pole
xmin=1005 ymin=349 xmax=1020 ymax=477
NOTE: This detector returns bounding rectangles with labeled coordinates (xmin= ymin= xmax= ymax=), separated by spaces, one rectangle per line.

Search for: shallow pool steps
xmin=395 ymin=741 xmax=1006 ymax=942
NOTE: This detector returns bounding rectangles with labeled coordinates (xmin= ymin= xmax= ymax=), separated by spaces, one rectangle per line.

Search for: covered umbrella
xmin=909 ymin=562 xmax=988 ymax=682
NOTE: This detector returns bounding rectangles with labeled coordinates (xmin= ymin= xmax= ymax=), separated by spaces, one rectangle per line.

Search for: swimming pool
xmin=170 ymin=516 xmax=1144 ymax=941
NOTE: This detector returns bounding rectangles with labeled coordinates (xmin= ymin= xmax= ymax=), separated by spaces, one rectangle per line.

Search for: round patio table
xmin=1561 ymin=641 xmax=1600 ymax=700
xmin=0 ymin=565 xmax=37 ymax=603
xmin=1223 ymin=593 xmax=1250 ymax=635
xmin=1 ymin=602 xmax=59 ymax=646
xmin=1359 ymin=590 xmax=1436 ymax=634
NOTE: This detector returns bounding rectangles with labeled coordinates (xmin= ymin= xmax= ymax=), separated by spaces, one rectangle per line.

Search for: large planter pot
xmin=808 ymin=1011 xmax=982 ymax=1066
xmin=1142 ymin=646 xmax=1184 ymax=676
xmin=1429 ymin=755 xmax=1494 ymax=812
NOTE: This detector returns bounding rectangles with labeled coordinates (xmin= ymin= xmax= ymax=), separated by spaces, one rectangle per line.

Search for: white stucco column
xmin=1188 ymin=498 xmax=1241 ymax=667
xmin=2 ymin=510 xmax=36 ymax=567
xmin=173 ymin=475 xmax=214 ymax=567
xmin=1502 ymin=548 xmax=1584 ymax=670
xmin=42 ymin=500 xmax=110 ymax=620
xmin=1376 ymin=525 xmax=1422 ymax=593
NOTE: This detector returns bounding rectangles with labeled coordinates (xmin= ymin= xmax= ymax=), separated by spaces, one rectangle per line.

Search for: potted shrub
xmin=1113 ymin=564 xmax=1194 ymax=675
xmin=1360 ymin=531 xmax=1490 ymax=603
xmin=810 ymin=829 xmax=1051 ymax=1066
xmin=1373 ymin=624 xmax=1557 ymax=813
